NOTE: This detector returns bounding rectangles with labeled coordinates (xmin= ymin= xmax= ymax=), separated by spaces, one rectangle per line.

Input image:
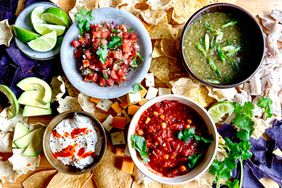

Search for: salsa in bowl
xmin=43 ymin=111 xmax=107 ymax=175
xmin=128 ymin=95 xmax=218 ymax=184
xmin=61 ymin=8 xmax=152 ymax=99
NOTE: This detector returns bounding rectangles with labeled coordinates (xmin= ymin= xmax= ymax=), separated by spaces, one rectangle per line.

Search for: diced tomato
xmin=92 ymin=31 xmax=101 ymax=38
xmin=83 ymin=75 xmax=90 ymax=82
xmin=79 ymin=37 xmax=87 ymax=46
xmin=71 ymin=40 xmax=80 ymax=48
xmin=112 ymin=51 xmax=122 ymax=60
xmin=101 ymin=31 xmax=110 ymax=39
xmin=84 ymin=50 xmax=91 ymax=60
xmin=106 ymin=78 xmax=115 ymax=86
xmin=117 ymin=67 xmax=126 ymax=77
xmin=122 ymin=32 xmax=129 ymax=39
xmin=110 ymin=70 xmax=118 ymax=80
xmin=122 ymin=41 xmax=131 ymax=53
xmin=82 ymin=59 xmax=90 ymax=68
xmin=129 ymin=33 xmax=137 ymax=40
xmin=74 ymin=49 xmax=82 ymax=58
xmin=89 ymin=73 xmax=98 ymax=82
xmin=99 ymin=78 xmax=106 ymax=86
xmin=119 ymin=24 xmax=127 ymax=32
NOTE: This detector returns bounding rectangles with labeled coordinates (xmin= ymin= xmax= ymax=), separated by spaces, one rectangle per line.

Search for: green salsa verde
xmin=183 ymin=12 xmax=248 ymax=84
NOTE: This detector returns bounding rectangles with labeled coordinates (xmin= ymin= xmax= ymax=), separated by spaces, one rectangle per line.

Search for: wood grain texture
xmin=2 ymin=0 xmax=282 ymax=188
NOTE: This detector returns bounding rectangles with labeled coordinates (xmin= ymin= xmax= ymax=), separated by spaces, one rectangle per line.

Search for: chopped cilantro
xmin=112 ymin=29 xmax=119 ymax=34
xmin=136 ymin=51 xmax=144 ymax=62
xmin=131 ymin=134 xmax=150 ymax=163
xmin=75 ymin=9 xmax=94 ymax=34
xmin=188 ymin=154 xmax=201 ymax=168
xmin=257 ymin=97 xmax=273 ymax=118
xmin=108 ymin=36 xmax=122 ymax=49
xmin=96 ymin=47 xmax=108 ymax=64
xmin=102 ymin=73 xmax=108 ymax=80
xmin=130 ymin=83 xmax=143 ymax=94
xmin=128 ymin=28 xmax=134 ymax=32
xmin=178 ymin=128 xmax=212 ymax=143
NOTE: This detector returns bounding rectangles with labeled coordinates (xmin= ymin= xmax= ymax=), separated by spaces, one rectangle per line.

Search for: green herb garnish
xmin=208 ymin=57 xmax=222 ymax=77
xmin=102 ymin=73 xmax=108 ymax=80
xmin=131 ymin=134 xmax=150 ymax=163
xmin=178 ymin=128 xmax=212 ymax=143
xmin=108 ymin=36 xmax=123 ymax=49
xmin=257 ymin=97 xmax=273 ymax=118
xmin=75 ymin=9 xmax=94 ymax=34
xmin=128 ymin=28 xmax=134 ymax=32
xmin=188 ymin=154 xmax=202 ymax=168
xmin=96 ymin=47 xmax=108 ymax=64
xmin=130 ymin=83 xmax=143 ymax=94
xmin=196 ymin=42 xmax=207 ymax=57
xmin=222 ymin=20 xmax=238 ymax=28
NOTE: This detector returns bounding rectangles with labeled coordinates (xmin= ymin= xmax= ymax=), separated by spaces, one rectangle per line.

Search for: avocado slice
xmin=14 ymin=128 xmax=40 ymax=148
xmin=17 ymin=77 xmax=52 ymax=104
xmin=23 ymin=127 xmax=45 ymax=157
xmin=12 ymin=123 xmax=30 ymax=148
xmin=18 ymin=90 xmax=50 ymax=109
xmin=0 ymin=84 xmax=19 ymax=118
xmin=22 ymin=105 xmax=52 ymax=117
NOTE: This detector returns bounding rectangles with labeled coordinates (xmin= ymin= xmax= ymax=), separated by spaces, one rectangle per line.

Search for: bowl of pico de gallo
xmin=60 ymin=8 xmax=152 ymax=99
xmin=128 ymin=95 xmax=218 ymax=184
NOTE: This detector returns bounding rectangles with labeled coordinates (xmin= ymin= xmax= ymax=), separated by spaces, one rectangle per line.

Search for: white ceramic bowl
xmin=127 ymin=95 xmax=218 ymax=185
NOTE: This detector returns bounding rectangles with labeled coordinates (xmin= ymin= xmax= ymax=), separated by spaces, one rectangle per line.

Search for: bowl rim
xmin=180 ymin=3 xmax=266 ymax=89
xmin=127 ymin=94 xmax=218 ymax=184
xmin=43 ymin=110 xmax=107 ymax=175
xmin=60 ymin=7 xmax=152 ymax=99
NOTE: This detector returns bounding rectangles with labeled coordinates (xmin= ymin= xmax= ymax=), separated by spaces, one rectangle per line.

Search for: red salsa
xmin=71 ymin=22 xmax=143 ymax=87
xmin=133 ymin=100 xmax=212 ymax=177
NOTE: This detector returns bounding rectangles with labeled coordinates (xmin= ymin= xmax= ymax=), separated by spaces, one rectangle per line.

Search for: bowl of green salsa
xmin=181 ymin=3 xmax=265 ymax=88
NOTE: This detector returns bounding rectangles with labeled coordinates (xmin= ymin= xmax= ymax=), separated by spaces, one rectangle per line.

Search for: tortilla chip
xmin=273 ymin=148 xmax=282 ymax=158
xmin=117 ymin=0 xmax=143 ymax=15
xmin=0 ymin=108 xmax=26 ymax=132
xmin=146 ymin=0 xmax=173 ymax=10
xmin=160 ymin=39 xmax=178 ymax=59
xmin=57 ymin=96 xmax=81 ymax=113
xmin=15 ymin=0 xmax=26 ymax=16
xmin=152 ymin=46 xmax=165 ymax=58
xmin=170 ymin=77 xmax=213 ymax=107
xmin=22 ymin=170 xmax=57 ymax=188
xmin=0 ymin=160 xmax=20 ymax=184
xmin=92 ymin=147 xmax=132 ymax=188
xmin=0 ymin=19 xmax=13 ymax=47
xmin=47 ymin=172 xmax=92 ymax=188
xmin=8 ymin=149 xmax=40 ymax=174
xmin=51 ymin=76 xmax=66 ymax=102
xmin=78 ymin=93 xmax=96 ymax=114
xmin=63 ymin=77 xmax=80 ymax=97
xmin=0 ymin=132 xmax=12 ymax=153
xmin=149 ymin=16 xmax=178 ymax=39
xmin=50 ymin=0 xmax=76 ymax=12
xmin=98 ymin=0 xmax=113 ymax=7
xmin=140 ymin=9 xmax=167 ymax=25
xmin=259 ymin=178 xmax=280 ymax=188
xmin=206 ymin=87 xmax=237 ymax=101
xmin=171 ymin=0 xmax=197 ymax=24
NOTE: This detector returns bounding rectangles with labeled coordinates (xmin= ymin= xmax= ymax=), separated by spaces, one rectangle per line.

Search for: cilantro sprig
xmin=131 ymin=134 xmax=150 ymax=163
xmin=257 ymin=97 xmax=273 ymax=118
xmin=130 ymin=83 xmax=143 ymax=94
xmin=178 ymin=128 xmax=212 ymax=144
xmin=108 ymin=36 xmax=122 ymax=49
xmin=75 ymin=9 xmax=94 ymax=34
xmin=96 ymin=47 xmax=108 ymax=64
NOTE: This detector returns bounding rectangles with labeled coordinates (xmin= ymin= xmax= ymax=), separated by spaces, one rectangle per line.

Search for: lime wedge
xmin=40 ymin=7 xmax=70 ymax=27
xmin=31 ymin=6 xmax=46 ymax=25
xmin=12 ymin=26 xmax=40 ymax=43
xmin=208 ymin=101 xmax=234 ymax=123
xmin=33 ymin=23 xmax=66 ymax=36
xmin=27 ymin=31 xmax=57 ymax=52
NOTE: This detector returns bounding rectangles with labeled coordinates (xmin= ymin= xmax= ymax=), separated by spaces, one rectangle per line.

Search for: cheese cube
xmin=102 ymin=115 xmax=113 ymax=132
xmin=120 ymin=110 xmax=131 ymax=124
xmin=115 ymin=147 xmax=125 ymax=157
xmin=96 ymin=99 xmax=113 ymax=112
xmin=121 ymin=158 xmax=134 ymax=174
xmin=111 ymin=131 xmax=126 ymax=145
xmin=145 ymin=87 xmax=158 ymax=100
xmin=145 ymin=73 xmax=155 ymax=87
xmin=111 ymin=102 xmax=123 ymax=114
xmin=139 ymin=85 xmax=147 ymax=98
xmin=127 ymin=92 xmax=142 ymax=104
xmin=158 ymin=88 xmax=171 ymax=96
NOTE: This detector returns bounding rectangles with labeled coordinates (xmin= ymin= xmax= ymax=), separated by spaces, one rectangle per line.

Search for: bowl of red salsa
xmin=128 ymin=95 xmax=218 ymax=184
xmin=60 ymin=8 xmax=152 ymax=99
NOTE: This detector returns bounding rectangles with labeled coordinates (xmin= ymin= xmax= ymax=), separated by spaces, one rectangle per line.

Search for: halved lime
xmin=31 ymin=6 xmax=46 ymax=25
xmin=40 ymin=7 xmax=70 ymax=27
xmin=27 ymin=31 xmax=57 ymax=52
xmin=208 ymin=101 xmax=234 ymax=123
xmin=33 ymin=23 xmax=66 ymax=36
xmin=12 ymin=26 xmax=40 ymax=43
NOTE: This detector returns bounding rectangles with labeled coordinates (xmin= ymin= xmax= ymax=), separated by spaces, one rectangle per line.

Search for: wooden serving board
xmin=3 ymin=0 xmax=282 ymax=187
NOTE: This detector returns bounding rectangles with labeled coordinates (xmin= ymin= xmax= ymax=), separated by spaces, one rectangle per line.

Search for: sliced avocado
xmin=14 ymin=128 xmax=40 ymax=148
xmin=12 ymin=123 xmax=30 ymax=148
xmin=17 ymin=77 xmax=52 ymax=104
xmin=0 ymin=84 xmax=19 ymax=118
xmin=22 ymin=105 xmax=52 ymax=117
xmin=23 ymin=127 xmax=45 ymax=157
xmin=18 ymin=90 xmax=50 ymax=109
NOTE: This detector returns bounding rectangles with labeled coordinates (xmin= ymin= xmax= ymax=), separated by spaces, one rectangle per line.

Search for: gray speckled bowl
xmin=60 ymin=8 xmax=152 ymax=99
xmin=14 ymin=2 xmax=67 ymax=61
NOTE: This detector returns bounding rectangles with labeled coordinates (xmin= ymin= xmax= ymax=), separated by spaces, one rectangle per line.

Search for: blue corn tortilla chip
xmin=250 ymin=137 xmax=274 ymax=166
xmin=258 ymin=156 xmax=282 ymax=180
xmin=0 ymin=0 xmax=19 ymax=21
xmin=243 ymin=162 xmax=264 ymax=188
xmin=266 ymin=119 xmax=282 ymax=150
xmin=217 ymin=123 xmax=240 ymax=142
xmin=0 ymin=54 xmax=16 ymax=85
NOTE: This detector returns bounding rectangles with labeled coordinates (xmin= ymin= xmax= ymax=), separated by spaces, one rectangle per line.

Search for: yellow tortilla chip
xmin=160 ymin=39 xmax=178 ymax=59
xmin=170 ymin=77 xmax=213 ymax=107
xmin=22 ymin=170 xmax=57 ymax=188
xmin=50 ymin=0 xmax=76 ymax=12
xmin=0 ymin=19 xmax=13 ymax=47
xmin=140 ymin=9 xmax=167 ymax=25
xmin=62 ymin=76 xmax=80 ymax=97
xmin=47 ymin=172 xmax=92 ymax=188
xmin=92 ymin=147 xmax=132 ymax=188
xmin=149 ymin=16 xmax=178 ymax=39
xmin=259 ymin=178 xmax=279 ymax=188
xmin=50 ymin=76 xmax=66 ymax=102
xmin=117 ymin=0 xmax=143 ymax=15
xmin=57 ymin=96 xmax=81 ymax=113
xmin=146 ymin=0 xmax=173 ymax=10
xmin=172 ymin=0 xmax=197 ymax=24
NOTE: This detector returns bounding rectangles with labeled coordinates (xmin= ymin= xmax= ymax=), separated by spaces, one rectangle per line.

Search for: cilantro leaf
xmin=188 ymin=154 xmax=201 ymax=168
xmin=108 ymin=36 xmax=122 ymax=49
xmin=75 ymin=9 xmax=94 ymax=34
xmin=128 ymin=28 xmax=134 ymax=33
xmin=236 ymin=129 xmax=249 ymax=141
xmin=131 ymin=134 xmax=149 ymax=163
xmin=257 ymin=97 xmax=273 ymax=118
xmin=102 ymin=73 xmax=108 ymax=80
xmin=136 ymin=52 xmax=144 ymax=62
xmin=130 ymin=56 xmax=138 ymax=68
xmin=96 ymin=47 xmax=108 ymax=64
xmin=178 ymin=128 xmax=195 ymax=141
xmin=226 ymin=180 xmax=239 ymax=188
xmin=130 ymin=83 xmax=143 ymax=94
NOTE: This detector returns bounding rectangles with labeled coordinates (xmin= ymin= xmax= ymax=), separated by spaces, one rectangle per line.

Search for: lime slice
xmin=27 ymin=31 xmax=57 ymax=52
xmin=40 ymin=7 xmax=70 ymax=27
xmin=33 ymin=23 xmax=66 ymax=36
xmin=31 ymin=6 xmax=46 ymax=25
xmin=208 ymin=101 xmax=234 ymax=123
xmin=12 ymin=26 xmax=40 ymax=43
